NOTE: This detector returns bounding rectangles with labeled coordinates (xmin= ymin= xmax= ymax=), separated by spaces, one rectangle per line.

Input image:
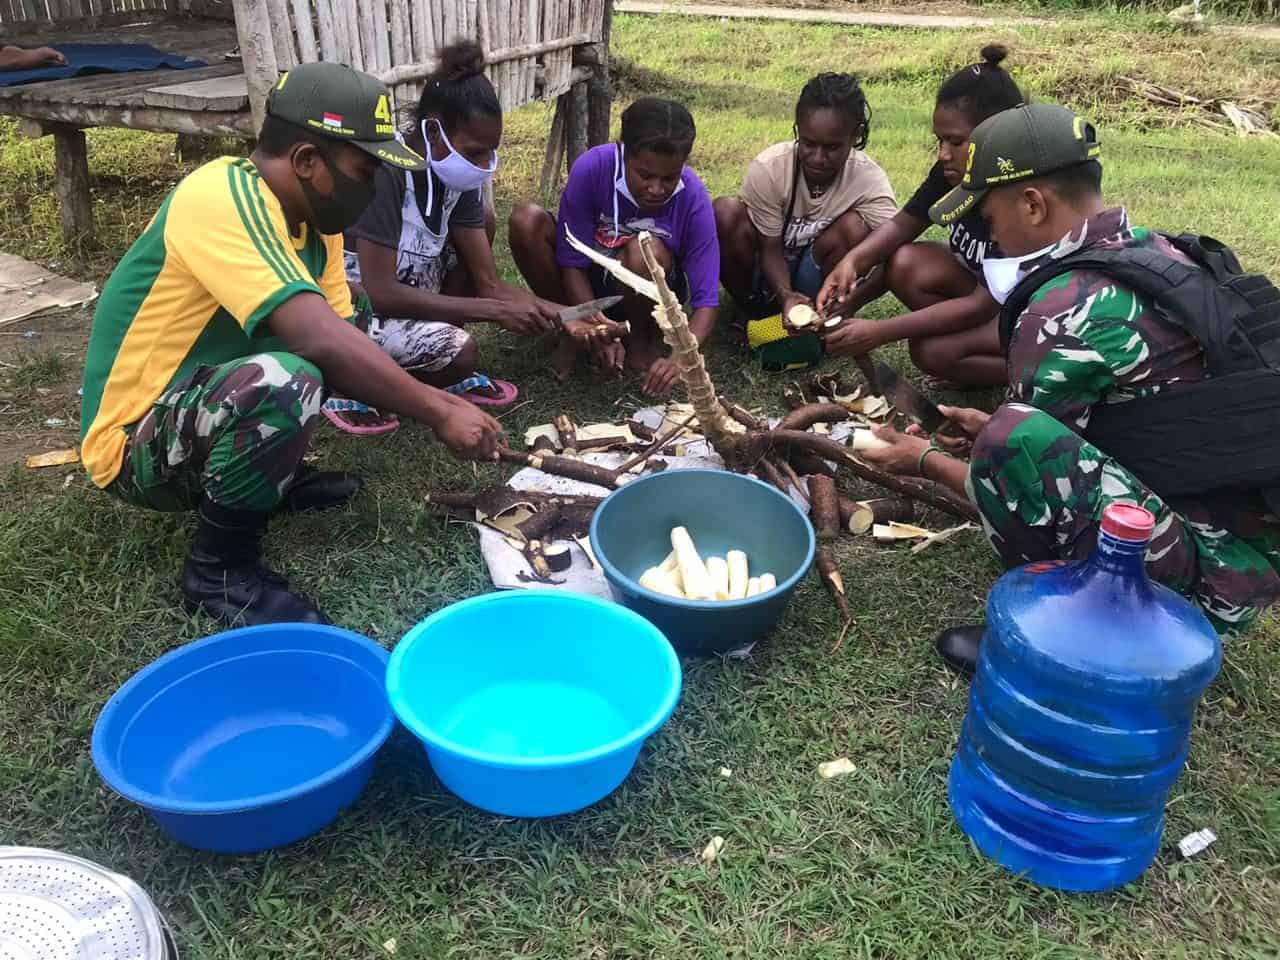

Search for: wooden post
xmin=174 ymin=132 xmax=205 ymax=161
xmin=566 ymin=78 xmax=589 ymax=168
xmin=53 ymin=126 xmax=93 ymax=243
xmin=539 ymin=94 xmax=567 ymax=200
xmin=231 ymin=0 xmax=280 ymax=135
xmin=587 ymin=0 xmax=613 ymax=146
xmin=291 ymin=0 xmax=320 ymax=62
xmin=263 ymin=0 xmax=298 ymax=71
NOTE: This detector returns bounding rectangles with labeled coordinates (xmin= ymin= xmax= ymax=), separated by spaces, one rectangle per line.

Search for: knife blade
xmin=558 ymin=295 xmax=623 ymax=325
xmin=874 ymin=361 xmax=950 ymax=434
xmin=823 ymin=264 xmax=882 ymax=318
xmin=854 ymin=264 xmax=882 ymax=292
xmin=820 ymin=267 xmax=883 ymax=391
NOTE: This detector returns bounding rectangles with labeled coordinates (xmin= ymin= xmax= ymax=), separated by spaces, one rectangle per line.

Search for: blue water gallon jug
xmin=949 ymin=503 xmax=1222 ymax=892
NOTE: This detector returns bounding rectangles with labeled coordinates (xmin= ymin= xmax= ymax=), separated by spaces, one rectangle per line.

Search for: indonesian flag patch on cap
xmin=266 ymin=62 xmax=426 ymax=170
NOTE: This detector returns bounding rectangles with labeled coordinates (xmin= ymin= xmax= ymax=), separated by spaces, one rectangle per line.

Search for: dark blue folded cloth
xmin=0 ymin=42 xmax=207 ymax=87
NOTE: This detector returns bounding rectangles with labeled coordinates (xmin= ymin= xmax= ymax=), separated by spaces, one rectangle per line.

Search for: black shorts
xmin=733 ymin=242 xmax=823 ymax=323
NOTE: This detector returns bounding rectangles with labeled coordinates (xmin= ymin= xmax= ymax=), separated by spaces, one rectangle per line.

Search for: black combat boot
xmin=278 ymin=464 xmax=364 ymax=513
xmin=935 ymin=624 xmax=986 ymax=679
xmin=181 ymin=499 xmax=327 ymax=626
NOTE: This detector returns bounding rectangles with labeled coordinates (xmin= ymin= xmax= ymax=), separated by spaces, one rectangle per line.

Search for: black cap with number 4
xmin=266 ymin=61 xmax=426 ymax=171
xmin=929 ymin=103 xmax=1101 ymax=226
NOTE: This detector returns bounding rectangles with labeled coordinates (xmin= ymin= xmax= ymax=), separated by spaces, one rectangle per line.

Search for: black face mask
xmin=299 ymin=148 xmax=376 ymax=235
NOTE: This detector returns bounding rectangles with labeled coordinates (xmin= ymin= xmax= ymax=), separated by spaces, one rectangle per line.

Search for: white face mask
xmin=982 ymin=242 xmax=1058 ymax=305
xmin=612 ymin=142 xmax=685 ymax=229
xmin=423 ymin=118 xmax=498 ymax=193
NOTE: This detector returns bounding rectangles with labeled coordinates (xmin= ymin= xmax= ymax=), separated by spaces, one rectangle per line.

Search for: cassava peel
xmin=848 ymin=497 xmax=915 ymax=535
xmin=778 ymin=403 xmax=851 ymax=433
xmin=815 ymin=546 xmax=852 ymax=625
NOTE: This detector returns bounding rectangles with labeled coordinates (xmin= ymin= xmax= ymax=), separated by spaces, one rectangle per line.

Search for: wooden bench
xmin=1 ymin=9 xmax=249 ymax=240
xmin=0 ymin=0 xmax=613 ymax=243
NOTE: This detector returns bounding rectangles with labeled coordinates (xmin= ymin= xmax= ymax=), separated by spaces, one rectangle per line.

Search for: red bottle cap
xmin=1101 ymin=502 xmax=1156 ymax=541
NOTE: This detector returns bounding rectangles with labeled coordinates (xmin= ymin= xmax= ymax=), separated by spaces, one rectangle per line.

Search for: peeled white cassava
xmin=706 ymin=557 xmax=731 ymax=601
xmin=701 ymin=835 xmax=725 ymax=865
xmin=658 ymin=548 xmax=684 ymax=592
xmin=726 ymin=550 xmax=749 ymax=600
xmin=787 ymin=303 xmax=820 ymax=329
xmin=850 ymin=428 xmax=891 ymax=452
xmin=634 ymin=529 xmax=779 ymax=601
xmin=670 ymin=526 xmax=714 ymax=600
xmin=639 ymin=566 xmax=684 ymax=598
xmin=818 ymin=757 xmax=857 ymax=779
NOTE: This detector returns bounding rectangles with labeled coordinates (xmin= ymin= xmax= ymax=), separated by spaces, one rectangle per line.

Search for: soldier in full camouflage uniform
xmin=970 ymin=207 xmax=1280 ymax=637
xmin=854 ymin=104 xmax=1280 ymax=675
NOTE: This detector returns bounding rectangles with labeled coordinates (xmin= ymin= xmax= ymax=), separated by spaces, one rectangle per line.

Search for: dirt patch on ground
xmin=0 ymin=304 xmax=92 ymax=473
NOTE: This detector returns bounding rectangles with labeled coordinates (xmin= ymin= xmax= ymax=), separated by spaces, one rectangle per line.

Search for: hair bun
xmin=980 ymin=43 xmax=1009 ymax=68
xmin=439 ymin=40 xmax=485 ymax=82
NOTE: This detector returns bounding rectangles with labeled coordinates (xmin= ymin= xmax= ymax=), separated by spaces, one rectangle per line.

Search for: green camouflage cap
xmin=266 ymin=61 xmax=425 ymax=171
xmin=929 ymin=103 xmax=1100 ymax=226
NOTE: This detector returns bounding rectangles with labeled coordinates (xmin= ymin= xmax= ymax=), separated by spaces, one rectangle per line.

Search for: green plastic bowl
xmin=590 ymin=468 xmax=816 ymax=655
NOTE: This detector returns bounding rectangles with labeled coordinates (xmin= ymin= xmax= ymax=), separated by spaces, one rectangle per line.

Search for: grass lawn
xmin=2 ymin=10 xmax=1279 ymax=959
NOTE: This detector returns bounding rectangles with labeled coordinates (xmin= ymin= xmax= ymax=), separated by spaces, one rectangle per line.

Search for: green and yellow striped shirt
xmin=79 ymin=157 xmax=352 ymax=488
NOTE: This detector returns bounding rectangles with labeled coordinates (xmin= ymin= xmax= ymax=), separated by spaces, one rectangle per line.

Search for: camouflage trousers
xmin=106 ymin=352 xmax=325 ymax=514
xmin=968 ymin=402 xmax=1280 ymax=637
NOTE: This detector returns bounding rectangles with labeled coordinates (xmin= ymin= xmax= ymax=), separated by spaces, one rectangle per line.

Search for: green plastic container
xmin=589 ymin=469 xmax=816 ymax=655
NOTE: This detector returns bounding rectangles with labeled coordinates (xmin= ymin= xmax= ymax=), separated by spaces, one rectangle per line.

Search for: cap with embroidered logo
xmin=266 ymin=61 xmax=425 ymax=171
xmin=929 ymin=103 xmax=1100 ymax=226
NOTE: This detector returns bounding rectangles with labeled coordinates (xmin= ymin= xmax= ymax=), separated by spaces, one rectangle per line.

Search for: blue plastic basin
xmin=590 ymin=468 xmax=816 ymax=655
xmin=387 ymin=592 xmax=681 ymax=817
xmin=91 ymin=623 xmax=393 ymax=854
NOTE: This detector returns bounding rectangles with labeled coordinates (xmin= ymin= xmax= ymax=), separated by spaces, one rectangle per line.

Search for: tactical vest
xmin=1000 ymin=235 xmax=1280 ymax=511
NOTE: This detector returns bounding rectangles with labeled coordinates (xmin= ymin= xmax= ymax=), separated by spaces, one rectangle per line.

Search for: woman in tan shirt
xmin=714 ymin=73 xmax=898 ymax=326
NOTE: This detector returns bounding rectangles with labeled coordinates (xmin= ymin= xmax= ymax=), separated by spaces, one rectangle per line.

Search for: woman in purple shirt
xmin=509 ymin=98 xmax=721 ymax=396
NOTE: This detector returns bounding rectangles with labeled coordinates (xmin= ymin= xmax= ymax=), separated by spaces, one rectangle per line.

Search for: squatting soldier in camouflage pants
xmin=856 ymin=103 xmax=1280 ymax=675
xmin=81 ymin=64 xmax=504 ymax=627
xmin=107 ymin=353 xmax=326 ymax=514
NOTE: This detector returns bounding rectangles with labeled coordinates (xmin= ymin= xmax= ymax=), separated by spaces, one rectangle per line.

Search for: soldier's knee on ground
xmin=231 ymin=352 xmax=324 ymax=422
xmin=970 ymin=403 xmax=1072 ymax=488
xmin=969 ymin=403 xmax=1091 ymax=566
xmin=231 ymin=351 xmax=323 ymax=386
xmin=199 ymin=352 xmax=326 ymax=512
xmin=972 ymin=403 xmax=1042 ymax=462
